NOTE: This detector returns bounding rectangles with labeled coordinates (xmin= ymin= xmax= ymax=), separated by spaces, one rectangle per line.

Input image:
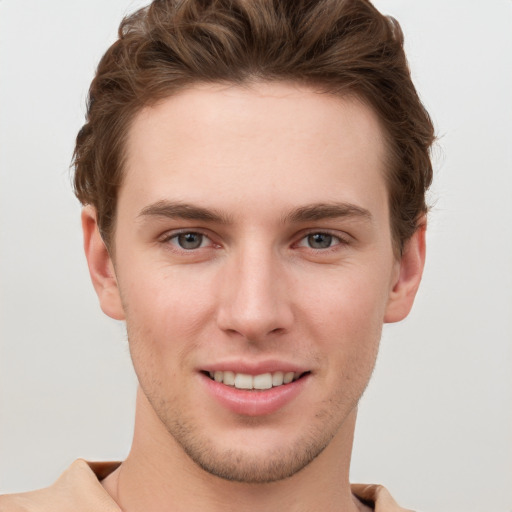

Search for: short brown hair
xmin=73 ymin=0 xmax=434 ymax=254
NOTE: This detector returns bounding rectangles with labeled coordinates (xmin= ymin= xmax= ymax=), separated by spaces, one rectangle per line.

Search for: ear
xmin=81 ymin=206 xmax=125 ymax=320
xmin=384 ymin=221 xmax=426 ymax=323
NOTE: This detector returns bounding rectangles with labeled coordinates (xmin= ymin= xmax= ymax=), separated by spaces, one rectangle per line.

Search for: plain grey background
xmin=1 ymin=1 xmax=511 ymax=510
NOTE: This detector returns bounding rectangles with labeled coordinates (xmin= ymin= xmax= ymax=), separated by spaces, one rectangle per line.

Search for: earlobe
xmin=384 ymin=221 xmax=427 ymax=323
xmin=81 ymin=206 xmax=125 ymax=321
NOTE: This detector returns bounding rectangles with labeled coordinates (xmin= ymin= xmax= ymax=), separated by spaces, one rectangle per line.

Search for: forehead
xmin=120 ymin=82 xmax=389 ymax=221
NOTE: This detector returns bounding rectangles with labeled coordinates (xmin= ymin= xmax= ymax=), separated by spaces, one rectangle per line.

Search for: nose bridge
xmin=216 ymin=239 xmax=292 ymax=339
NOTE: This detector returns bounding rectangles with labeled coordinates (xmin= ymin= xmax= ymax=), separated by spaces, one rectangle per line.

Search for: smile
xmin=206 ymin=371 xmax=307 ymax=390
xmin=201 ymin=368 xmax=311 ymax=415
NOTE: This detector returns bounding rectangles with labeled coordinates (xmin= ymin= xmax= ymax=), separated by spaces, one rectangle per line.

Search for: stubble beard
xmin=142 ymin=386 xmax=358 ymax=484
xmin=125 ymin=317 xmax=377 ymax=485
xmin=168 ymin=415 xmax=328 ymax=483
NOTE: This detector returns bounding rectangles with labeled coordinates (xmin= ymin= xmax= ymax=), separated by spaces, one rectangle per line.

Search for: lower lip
xmin=201 ymin=373 xmax=310 ymax=416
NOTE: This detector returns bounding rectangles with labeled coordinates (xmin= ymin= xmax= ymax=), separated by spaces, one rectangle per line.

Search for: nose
xmin=216 ymin=247 xmax=294 ymax=342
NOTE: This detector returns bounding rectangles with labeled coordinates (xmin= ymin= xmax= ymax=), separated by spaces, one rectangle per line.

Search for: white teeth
xmin=223 ymin=371 xmax=235 ymax=386
xmin=283 ymin=371 xmax=295 ymax=384
xmin=234 ymin=373 xmax=253 ymax=389
xmin=208 ymin=370 xmax=303 ymax=389
xmin=272 ymin=371 xmax=284 ymax=386
xmin=253 ymin=373 xmax=272 ymax=390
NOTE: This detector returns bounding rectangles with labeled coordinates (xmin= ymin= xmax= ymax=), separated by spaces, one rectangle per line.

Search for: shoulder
xmin=351 ymin=483 xmax=415 ymax=512
xmin=0 ymin=460 xmax=121 ymax=512
xmin=0 ymin=492 xmax=39 ymax=512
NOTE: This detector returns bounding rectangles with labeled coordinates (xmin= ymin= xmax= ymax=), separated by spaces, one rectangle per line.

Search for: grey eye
xmin=176 ymin=232 xmax=204 ymax=249
xmin=307 ymin=233 xmax=333 ymax=249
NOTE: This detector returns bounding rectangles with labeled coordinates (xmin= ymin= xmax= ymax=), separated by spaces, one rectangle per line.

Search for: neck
xmin=102 ymin=387 xmax=364 ymax=512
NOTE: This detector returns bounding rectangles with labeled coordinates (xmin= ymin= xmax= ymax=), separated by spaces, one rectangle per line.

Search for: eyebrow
xmin=138 ymin=200 xmax=232 ymax=224
xmin=283 ymin=202 xmax=373 ymax=224
xmin=138 ymin=200 xmax=372 ymax=225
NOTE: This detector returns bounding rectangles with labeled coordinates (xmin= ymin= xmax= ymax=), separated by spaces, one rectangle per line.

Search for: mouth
xmin=202 ymin=370 xmax=310 ymax=391
xmin=201 ymin=367 xmax=311 ymax=416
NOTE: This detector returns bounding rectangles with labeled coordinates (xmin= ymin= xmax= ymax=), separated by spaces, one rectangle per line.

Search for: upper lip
xmin=199 ymin=360 xmax=311 ymax=375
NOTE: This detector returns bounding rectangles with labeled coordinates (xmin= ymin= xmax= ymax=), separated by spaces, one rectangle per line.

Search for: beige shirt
xmin=0 ymin=460 xmax=413 ymax=511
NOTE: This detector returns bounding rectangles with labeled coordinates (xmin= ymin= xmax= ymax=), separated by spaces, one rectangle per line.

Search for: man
xmin=0 ymin=0 xmax=434 ymax=510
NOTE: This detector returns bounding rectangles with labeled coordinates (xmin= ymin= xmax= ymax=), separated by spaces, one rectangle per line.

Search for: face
xmin=85 ymin=82 xmax=423 ymax=483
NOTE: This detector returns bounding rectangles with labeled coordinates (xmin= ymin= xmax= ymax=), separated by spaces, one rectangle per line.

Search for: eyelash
xmin=159 ymin=230 xmax=215 ymax=251
xmin=295 ymin=230 xmax=349 ymax=251
xmin=159 ymin=229 xmax=350 ymax=254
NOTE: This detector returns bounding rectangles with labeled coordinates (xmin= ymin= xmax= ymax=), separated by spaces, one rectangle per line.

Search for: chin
xmin=176 ymin=432 xmax=331 ymax=484
xmin=152 ymin=397 xmax=349 ymax=484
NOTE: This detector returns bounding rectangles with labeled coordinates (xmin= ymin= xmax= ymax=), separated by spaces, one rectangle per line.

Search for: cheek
xmin=118 ymin=264 xmax=218 ymax=363
xmin=300 ymin=268 xmax=388 ymax=377
xmin=121 ymin=255 xmax=214 ymax=314
xmin=304 ymin=266 xmax=391 ymax=331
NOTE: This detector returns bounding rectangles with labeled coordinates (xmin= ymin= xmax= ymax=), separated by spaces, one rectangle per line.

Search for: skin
xmin=83 ymin=82 xmax=425 ymax=512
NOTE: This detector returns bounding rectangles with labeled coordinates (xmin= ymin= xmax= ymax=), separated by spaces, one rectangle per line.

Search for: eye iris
xmin=308 ymin=233 xmax=332 ymax=249
xmin=178 ymin=233 xmax=203 ymax=249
